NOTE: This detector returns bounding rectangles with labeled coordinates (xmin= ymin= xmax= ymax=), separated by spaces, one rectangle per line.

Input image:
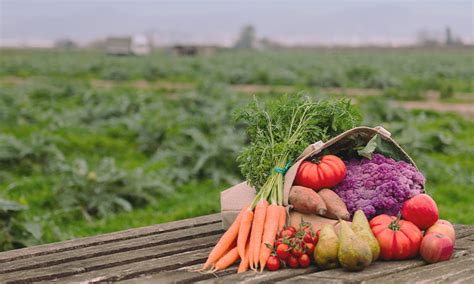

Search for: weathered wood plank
xmin=0 ymin=213 xmax=221 ymax=263
xmin=285 ymin=259 xmax=425 ymax=283
xmin=202 ymin=267 xmax=319 ymax=283
xmin=121 ymin=264 xmax=238 ymax=284
xmin=38 ymin=247 xmax=214 ymax=283
xmin=363 ymin=255 xmax=474 ymax=283
xmin=1 ymin=233 xmax=222 ymax=283
xmin=0 ymin=222 xmax=223 ymax=275
xmin=453 ymin=224 xmax=474 ymax=240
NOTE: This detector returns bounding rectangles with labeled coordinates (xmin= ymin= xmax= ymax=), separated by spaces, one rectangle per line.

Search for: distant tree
xmin=234 ymin=25 xmax=256 ymax=49
xmin=55 ymin=39 xmax=77 ymax=49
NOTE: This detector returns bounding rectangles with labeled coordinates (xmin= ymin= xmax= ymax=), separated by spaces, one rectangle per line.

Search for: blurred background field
xmin=1 ymin=1 xmax=473 ymax=251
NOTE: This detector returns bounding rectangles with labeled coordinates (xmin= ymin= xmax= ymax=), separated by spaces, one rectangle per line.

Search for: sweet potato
xmin=289 ymin=211 xmax=339 ymax=230
xmin=318 ymin=188 xmax=350 ymax=220
xmin=289 ymin=186 xmax=327 ymax=215
xmin=289 ymin=212 xmax=351 ymax=234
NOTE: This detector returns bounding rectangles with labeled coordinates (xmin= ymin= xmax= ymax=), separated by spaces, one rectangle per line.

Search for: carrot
xmin=237 ymin=206 xmax=254 ymax=259
xmin=277 ymin=205 xmax=286 ymax=232
xmin=209 ymin=247 xmax=240 ymax=273
xmin=251 ymin=200 xmax=268 ymax=270
xmin=259 ymin=203 xmax=280 ymax=272
xmin=201 ymin=206 xmax=246 ymax=270
xmin=237 ymin=241 xmax=250 ymax=273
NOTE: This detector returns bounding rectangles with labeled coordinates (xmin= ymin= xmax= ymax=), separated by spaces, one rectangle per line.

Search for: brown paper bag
xmin=220 ymin=125 xmax=419 ymax=229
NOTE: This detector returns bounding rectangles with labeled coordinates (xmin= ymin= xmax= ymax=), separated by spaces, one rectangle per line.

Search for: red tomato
xmin=305 ymin=242 xmax=315 ymax=255
xmin=266 ymin=256 xmax=280 ymax=271
xmin=275 ymin=238 xmax=284 ymax=248
xmin=294 ymin=155 xmax=346 ymax=190
xmin=370 ymin=214 xmax=423 ymax=260
xmin=287 ymin=226 xmax=297 ymax=234
xmin=276 ymin=244 xmax=291 ymax=260
xmin=280 ymin=229 xmax=295 ymax=238
xmin=291 ymin=245 xmax=304 ymax=257
xmin=303 ymin=231 xmax=314 ymax=243
xmin=298 ymin=254 xmax=311 ymax=268
xmin=286 ymin=255 xmax=299 ymax=268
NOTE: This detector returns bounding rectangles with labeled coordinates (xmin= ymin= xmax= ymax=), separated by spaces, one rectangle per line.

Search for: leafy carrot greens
xmin=234 ymin=95 xmax=361 ymax=207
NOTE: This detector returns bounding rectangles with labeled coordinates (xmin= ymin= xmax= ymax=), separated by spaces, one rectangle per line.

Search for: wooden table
xmin=0 ymin=214 xmax=473 ymax=283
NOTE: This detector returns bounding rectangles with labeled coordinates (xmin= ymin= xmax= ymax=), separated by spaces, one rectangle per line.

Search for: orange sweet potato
xmin=318 ymin=188 xmax=350 ymax=220
xmin=289 ymin=186 xmax=327 ymax=215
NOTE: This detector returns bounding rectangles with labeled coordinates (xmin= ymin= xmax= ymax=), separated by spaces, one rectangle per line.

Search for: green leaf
xmin=0 ymin=198 xmax=25 ymax=212
xmin=357 ymin=134 xmax=378 ymax=159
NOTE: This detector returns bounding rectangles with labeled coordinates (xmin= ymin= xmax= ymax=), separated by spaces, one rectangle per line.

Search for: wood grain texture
xmin=0 ymin=222 xmax=222 ymax=275
xmin=0 ymin=213 xmax=221 ymax=263
xmin=0 ymin=215 xmax=471 ymax=283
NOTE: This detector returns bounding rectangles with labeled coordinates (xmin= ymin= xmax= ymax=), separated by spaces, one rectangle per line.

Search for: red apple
xmin=420 ymin=233 xmax=454 ymax=263
xmin=402 ymin=194 xmax=439 ymax=230
xmin=425 ymin=220 xmax=456 ymax=242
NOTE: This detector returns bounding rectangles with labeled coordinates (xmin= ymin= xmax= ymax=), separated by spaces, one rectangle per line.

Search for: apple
xmin=420 ymin=233 xmax=454 ymax=263
xmin=402 ymin=194 xmax=439 ymax=230
xmin=425 ymin=219 xmax=456 ymax=242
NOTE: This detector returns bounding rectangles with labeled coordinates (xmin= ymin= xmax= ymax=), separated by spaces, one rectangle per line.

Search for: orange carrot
xmin=277 ymin=205 xmax=286 ymax=232
xmin=251 ymin=200 xmax=268 ymax=270
xmin=259 ymin=203 xmax=280 ymax=272
xmin=238 ymin=241 xmax=250 ymax=273
xmin=237 ymin=207 xmax=254 ymax=259
xmin=210 ymin=247 xmax=240 ymax=273
xmin=201 ymin=207 xmax=245 ymax=270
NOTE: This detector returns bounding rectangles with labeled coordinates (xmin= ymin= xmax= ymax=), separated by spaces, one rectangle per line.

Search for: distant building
xmin=105 ymin=35 xmax=151 ymax=56
xmin=171 ymin=45 xmax=219 ymax=56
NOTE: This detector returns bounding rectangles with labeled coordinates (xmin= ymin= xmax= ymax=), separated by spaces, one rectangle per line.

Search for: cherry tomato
xmin=303 ymin=231 xmax=314 ymax=244
xmin=276 ymin=243 xmax=290 ymax=260
xmin=266 ymin=255 xmax=280 ymax=271
xmin=287 ymin=226 xmax=297 ymax=234
xmin=286 ymin=255 xmax=299 ymax=268
xmin=305 ymin=242 xmax=315 ymax=255
xmin=280 ymin=229 xmax=295 ymax=239
xmin=275 ymin=238 xmax=284 ymax=248
xmin=298 ymin=254 xmax=311 ymax=268
xmin=291 ymin=245 xmax=304 ymax=257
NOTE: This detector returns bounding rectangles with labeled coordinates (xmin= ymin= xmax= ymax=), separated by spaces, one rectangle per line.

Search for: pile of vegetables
xmin=197 ymin=95 xmax=360 ymax=273
xmin=198 ymin=94 xmax=455 ymax=275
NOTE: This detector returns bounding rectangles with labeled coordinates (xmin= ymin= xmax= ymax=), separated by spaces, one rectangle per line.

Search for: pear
xmin=315 ymin=225 xmax=339 ymax=269
xmin=338 ymin=220 xmax=372 ymax=271
xmin=352 ymin=209 xmax=380 ymax=261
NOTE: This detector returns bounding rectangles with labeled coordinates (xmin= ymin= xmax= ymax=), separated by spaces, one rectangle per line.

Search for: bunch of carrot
xmin=199 ymin=198 xmax=286 ymax=274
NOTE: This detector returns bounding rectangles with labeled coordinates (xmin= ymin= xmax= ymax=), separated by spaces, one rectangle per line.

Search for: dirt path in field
xmin=400 ymin=101 xmax=474 ymax=119
xmin=2 ymin=76 xmax=473 ymax=118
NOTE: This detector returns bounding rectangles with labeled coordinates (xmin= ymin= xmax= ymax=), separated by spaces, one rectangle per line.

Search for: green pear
xmin=315 ymin=225 xmax=339 ymax=269
xmin=352 ymin=209 xmax=380 ymax=261
xmin=338 ymin=220 xmax=372 ymax=271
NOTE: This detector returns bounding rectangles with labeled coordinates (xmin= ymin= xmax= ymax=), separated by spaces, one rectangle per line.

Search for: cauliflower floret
xmin=334 ymin=153 xmax=425 ymax=220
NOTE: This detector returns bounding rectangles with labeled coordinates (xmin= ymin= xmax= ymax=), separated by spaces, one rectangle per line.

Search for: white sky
xmin=0 ymin=0 xmax=473 ymax=46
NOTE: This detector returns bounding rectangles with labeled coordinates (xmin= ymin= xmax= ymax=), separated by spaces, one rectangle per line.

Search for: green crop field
xmin=0 ymin=48 xmax=473 ymax=251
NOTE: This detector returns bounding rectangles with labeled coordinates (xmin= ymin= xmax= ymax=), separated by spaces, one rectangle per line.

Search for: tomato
xmin=286 ymin=255 xmax=299 ymax=268
xmin=291 ymin=245 xmax=304 ymax=257
xmin=276 ymin=243 xmax=291 ymax=260
xmin=287 ymin=226 xmax=297 ymax=234
xmin=303 ymin=231 xmax=314 ymax=243
xmin=305 ymin=242 xmax=315 ymax=255
xmin=294 ymin=155 xmax=346 ymax=190
xmin=275 ymin=238 xmax=284 ymax=248
xmin=370 ymin=214 xmax=423 ymax=260
xmin=280 ymin=229 xmax=295 ymax=239
xmin=266 ymin=256 xmax=280 ymax=271
xmin=312 ymin=230 xmax=320 ymax=244
xmin=298 ymin=254 xmax=311 ymax=268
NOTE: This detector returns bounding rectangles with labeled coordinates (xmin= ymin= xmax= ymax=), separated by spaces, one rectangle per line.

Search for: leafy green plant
xmin=0 ymin=198 xmax=41 ymax=251
xmin=54 ymin=158 xmax=171 ymax=220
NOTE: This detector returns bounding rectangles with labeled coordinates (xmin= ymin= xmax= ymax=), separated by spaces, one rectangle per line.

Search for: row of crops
xmin=0 ymin=49 xmax=473 ymax=251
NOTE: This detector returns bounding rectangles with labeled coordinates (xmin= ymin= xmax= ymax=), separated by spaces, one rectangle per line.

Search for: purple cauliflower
xmin=334 ymin=153 xmax=425 ymax=220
